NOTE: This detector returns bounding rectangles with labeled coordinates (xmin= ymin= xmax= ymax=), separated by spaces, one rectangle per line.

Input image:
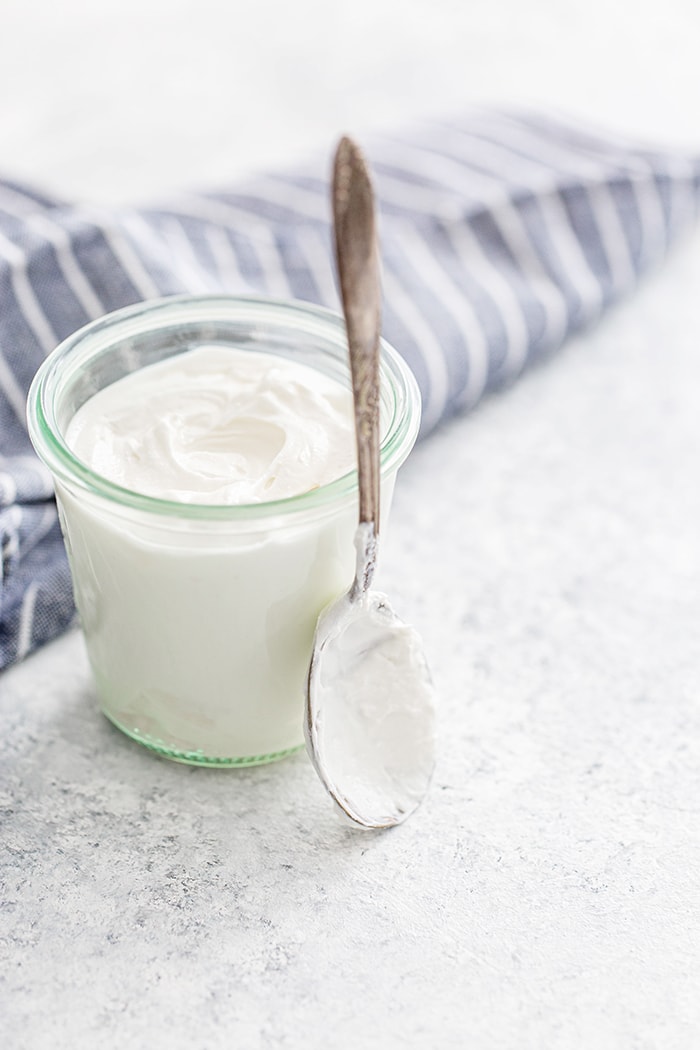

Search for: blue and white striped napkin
xmin=1 ymin=110 xmax=699 ymax=670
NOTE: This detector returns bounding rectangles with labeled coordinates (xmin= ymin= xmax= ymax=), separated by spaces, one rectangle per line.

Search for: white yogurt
xmin=27 ymin=297 xmax=422 ymax=768
xmin=66 ymin=345 xmax=356 ymax=505
xmin=59 ymin=346 xmax=379 ymax=763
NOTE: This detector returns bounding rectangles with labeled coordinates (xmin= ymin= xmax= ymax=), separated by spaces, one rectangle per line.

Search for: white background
xmin=1 ymin=0 xmax=699 ymax=202
xmin=2 ymin=3 xmax=700 ymax=1049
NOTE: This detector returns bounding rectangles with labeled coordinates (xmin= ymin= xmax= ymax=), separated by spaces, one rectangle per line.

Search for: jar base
xmin=102 ymin=710 xmax=304 ymax=767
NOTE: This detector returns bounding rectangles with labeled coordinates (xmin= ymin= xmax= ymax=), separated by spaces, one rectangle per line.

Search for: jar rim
xmin=27 ymin=294 xmax=422 ymax=522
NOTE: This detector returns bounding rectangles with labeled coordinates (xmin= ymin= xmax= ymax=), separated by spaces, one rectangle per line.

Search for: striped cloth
xmin=1 ymin=110 xmax=699 ymax=671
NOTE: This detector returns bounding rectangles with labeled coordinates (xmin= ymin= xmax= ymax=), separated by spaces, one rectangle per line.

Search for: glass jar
xmin=27 ymin=295 xmax=421 ymax=766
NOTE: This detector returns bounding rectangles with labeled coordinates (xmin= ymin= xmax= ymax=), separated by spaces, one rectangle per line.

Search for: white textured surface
xmin=2 ymin=2 xmax=700 ymax=1048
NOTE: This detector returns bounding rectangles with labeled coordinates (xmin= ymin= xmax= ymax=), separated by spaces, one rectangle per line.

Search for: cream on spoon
xmin=304 ymin=137 xmax=436 ymax=829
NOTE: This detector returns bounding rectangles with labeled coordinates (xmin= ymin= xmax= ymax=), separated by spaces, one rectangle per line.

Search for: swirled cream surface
xmin=66 ymin=345 xmax=355 ymax=503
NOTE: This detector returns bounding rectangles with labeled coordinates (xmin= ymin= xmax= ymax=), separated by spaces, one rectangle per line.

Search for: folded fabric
xmin=1 ymin=109 xmax=699 ymax=670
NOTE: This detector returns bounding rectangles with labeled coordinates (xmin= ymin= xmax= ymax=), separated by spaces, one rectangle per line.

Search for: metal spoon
xmin=304 ymin=136 xmax=436 ymax=829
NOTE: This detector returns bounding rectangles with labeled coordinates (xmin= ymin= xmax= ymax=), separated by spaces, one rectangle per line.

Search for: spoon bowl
xmin=306 ymin=525 xmax=436 ymax=828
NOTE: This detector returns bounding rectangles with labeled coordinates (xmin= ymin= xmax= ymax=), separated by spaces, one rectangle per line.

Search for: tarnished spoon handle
xmin=332 ymin=136 xmax=382 ymax=534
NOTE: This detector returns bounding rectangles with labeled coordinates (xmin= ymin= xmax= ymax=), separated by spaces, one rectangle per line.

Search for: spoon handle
xmin=332 ymin=136 xmax=382 ymax=534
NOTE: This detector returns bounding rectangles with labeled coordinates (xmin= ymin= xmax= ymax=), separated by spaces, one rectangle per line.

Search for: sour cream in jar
xmin=28 ymin=297 xmax=421 ymax=766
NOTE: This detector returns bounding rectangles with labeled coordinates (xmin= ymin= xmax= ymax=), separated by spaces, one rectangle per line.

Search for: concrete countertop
xmin=2 ymin=2 xmax=700 ymax=1047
